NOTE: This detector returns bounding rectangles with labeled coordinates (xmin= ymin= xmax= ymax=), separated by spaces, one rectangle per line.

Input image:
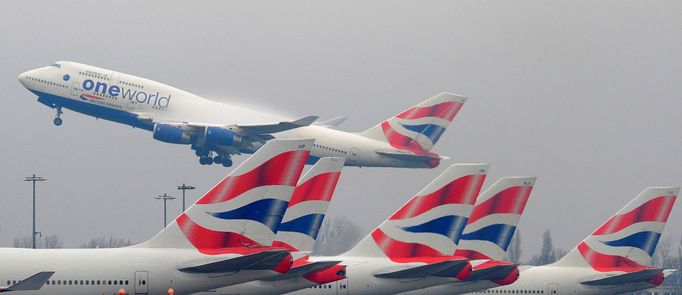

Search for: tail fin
xmin=358 ymin=92 xmax=467 ymax=153
xmin=455 ymin=177 xmax=537 ymax=260
xmin=273 ymin=157 xmax=345 ymax=251
xmin=140 ymin=139 xmax=312 ymax=254
xmin=345 ymin=163 xmax=489 ymax=261
xmin=554 ymin=187 xmax=678 ymax=271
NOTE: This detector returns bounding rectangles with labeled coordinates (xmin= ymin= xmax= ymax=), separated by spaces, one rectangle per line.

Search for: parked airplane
xmin=476 ymin=187 xmax=678 ymax=295
xmin=286 ymin=163 xmax=489 ymax=295
xmin=400 ymin=176 xmax=537 ymax=295
xmin=18 ymin=61 xmax=466 ymax=168
xmin=205 ymin=157 xmax=347 ymax=295
xmin=0 ymin=139 xmax=314 ymax=295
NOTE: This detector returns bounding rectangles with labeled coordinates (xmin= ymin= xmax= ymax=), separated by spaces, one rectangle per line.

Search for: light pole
xmin=155 ymin=194 xmax=175 ymax=228
xmin=177 ymin=184 xmax=195 ymax=212
xmin=24 ymin=174 xmax=47 ymax=249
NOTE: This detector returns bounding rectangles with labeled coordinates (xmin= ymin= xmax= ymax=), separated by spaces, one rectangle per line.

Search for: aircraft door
xmin=134 ymin=271 xmax=149 ymax=294
xmin=547 ymin=283 xmax=559 ymax=295
xmin=349 ymin=148 xmax=360 ymax=165
xmin=70 ymin=82 xmax=80 ymax=97
xmin=336 ymin=279 xmax=349 ymax=295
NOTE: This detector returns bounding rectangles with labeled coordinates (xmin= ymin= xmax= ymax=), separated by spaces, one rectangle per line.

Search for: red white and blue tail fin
xmin=359 ymin=92 xmax=467 ymax=154
xmin=455 ymin=177 xmax=536 ymax=261
xmin=345 ymin=163 xmax=488 ymax=261
xmin=272 ymin=157 xmax=345 ymax=251
xmin=554 ymin=187 xmax=678 ymax=272
xmin=140 ymin=139 xmax=312 ymax=254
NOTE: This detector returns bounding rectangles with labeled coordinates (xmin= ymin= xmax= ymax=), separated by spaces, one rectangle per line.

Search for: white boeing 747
xmin=19 ymin=61 xmax=467 ymax=168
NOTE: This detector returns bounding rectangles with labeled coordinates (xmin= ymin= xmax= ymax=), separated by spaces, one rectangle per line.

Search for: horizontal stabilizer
xmin=178 ymin=250 xmax=291 ymax=273
xmin=316 ymin=116 xmax=347 ymax=128
xmin=467 ymin=263 xmax=518 ymax=281
xmin=374 ymin=259 xmax=467 ymax=279
xmin=236 ymin=116 xmax=319 ymax=135
xmin=375 ymin=149 xmax=443 ymax=160
xmin=580 ymin=268 xmax=663 ymax=286
xmin=263 ymin=260 xmax=342 ymax=281
xmin=2 ymin=271 xmax=55 ymax=292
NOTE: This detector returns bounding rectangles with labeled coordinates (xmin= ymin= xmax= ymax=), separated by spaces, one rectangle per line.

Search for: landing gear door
xmin=134 ymin=271 xmax=149 ymax=294
xmin=547 ymin=283 xmax=559 ymax=295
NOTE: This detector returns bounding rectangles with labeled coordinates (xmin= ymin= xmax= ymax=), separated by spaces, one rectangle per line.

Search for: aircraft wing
xmin=664 ymin=269 xmax=678 ymax=277
xmin=0 ymin=271 xmax=55 ymax=292
xmin=579 ymin=268 xmax=664 ymax=286
xmin=177 ymin=250 xmax=291 ymax=273
xmin=262 ymin=260 xmax=342 ymax=281
xmin=374 ymin=259 xmax=467 ymax=279
xmin=139 ymin=115 xmax=318 ymax=136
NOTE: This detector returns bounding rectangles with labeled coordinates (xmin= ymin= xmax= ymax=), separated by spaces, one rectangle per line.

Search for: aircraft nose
xmin=18 ymin=70 xmax=32 ymax=87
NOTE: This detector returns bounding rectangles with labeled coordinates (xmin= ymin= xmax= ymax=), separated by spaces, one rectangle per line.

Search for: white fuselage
xmin=193 ymin=256 xmax=459 ymax=295
xmin=0 ymin=247 xmax=282 ymax=295
xmin=18 ymin=62 xmax=436 ymax=168
xmin=461 ymin=265 xmax=657 ymax=295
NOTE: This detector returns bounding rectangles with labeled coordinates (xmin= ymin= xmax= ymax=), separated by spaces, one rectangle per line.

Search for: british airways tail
xmin=273 ymin=157 xmax=345 ymax=251
xmin=358 ymin=92 xmax=467 ymax=154
xmin=554 ymin=187 xmax=678 ymax=271
xmin=139 ymin=139 xmax=312 ymax=254
xmin=455 ymin=177 xmax=537 ymax=261
xmin=345 ymin=163 xmax=489 ymax=261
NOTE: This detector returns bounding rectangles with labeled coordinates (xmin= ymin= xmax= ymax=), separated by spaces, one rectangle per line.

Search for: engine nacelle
xmin=204 ymin=127 xmax=242 ymax=147
xmin=153 ymin=123 xmax=190 ymax=144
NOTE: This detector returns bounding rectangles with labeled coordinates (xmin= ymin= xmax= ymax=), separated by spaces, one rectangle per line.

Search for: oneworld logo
xmin=82 ymin=79 xmax=171 ymax=108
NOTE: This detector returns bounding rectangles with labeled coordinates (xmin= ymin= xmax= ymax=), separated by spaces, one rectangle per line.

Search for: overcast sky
xmin=0 ymin=1 xmax=680 ymax=259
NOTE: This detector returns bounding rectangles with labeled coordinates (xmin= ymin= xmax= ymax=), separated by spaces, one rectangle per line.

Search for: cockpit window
xmin=50 ymin=63 xmax=61 ymax=68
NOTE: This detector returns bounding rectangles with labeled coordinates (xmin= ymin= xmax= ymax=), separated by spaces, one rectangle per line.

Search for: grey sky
xmin=0 ymin=1 xmax=680 ymax=259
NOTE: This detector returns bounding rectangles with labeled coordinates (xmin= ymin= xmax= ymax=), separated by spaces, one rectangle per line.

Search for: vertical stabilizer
xmin=273 ymin=157 xmax=345 ymax=251
xmin=455 ymin=177 xmax=536 ymax=260
xmin=140 ymin=139 xmax=312 ymax=254
xmin=554 ymin=187 xmax=678 ymax=271
xmin=358 ymin=92 xmax=467 ymax=153
xmin=345 ymin=163 xmax=489 ymax=261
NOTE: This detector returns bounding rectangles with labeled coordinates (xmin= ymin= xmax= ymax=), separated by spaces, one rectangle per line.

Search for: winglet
xmin=4 ymin=272 xmax=55 ymax=292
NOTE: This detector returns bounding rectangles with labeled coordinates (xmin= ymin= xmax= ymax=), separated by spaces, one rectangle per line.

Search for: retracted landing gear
xmin=53 ymin=106 xmax=63 ymax=126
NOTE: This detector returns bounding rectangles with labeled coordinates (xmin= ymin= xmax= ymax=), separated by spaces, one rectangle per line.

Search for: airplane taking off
xmin=477 ymin=187 xmax=678 ymax=295
xmin=0 ymin=139 xmax=315 ymax=295
xmin=18 ymin=61 xmax=466 ymax=168
xmin=287 ymin=163 xmax=490 ymax=295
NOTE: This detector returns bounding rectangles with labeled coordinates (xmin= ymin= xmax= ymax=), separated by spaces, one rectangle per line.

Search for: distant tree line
xmin=11 ymin=235 xmax=132 ymax=249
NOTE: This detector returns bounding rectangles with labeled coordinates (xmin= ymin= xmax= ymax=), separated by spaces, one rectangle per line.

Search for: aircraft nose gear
xmin=53 ymin=107 xmax=63 ymax=126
